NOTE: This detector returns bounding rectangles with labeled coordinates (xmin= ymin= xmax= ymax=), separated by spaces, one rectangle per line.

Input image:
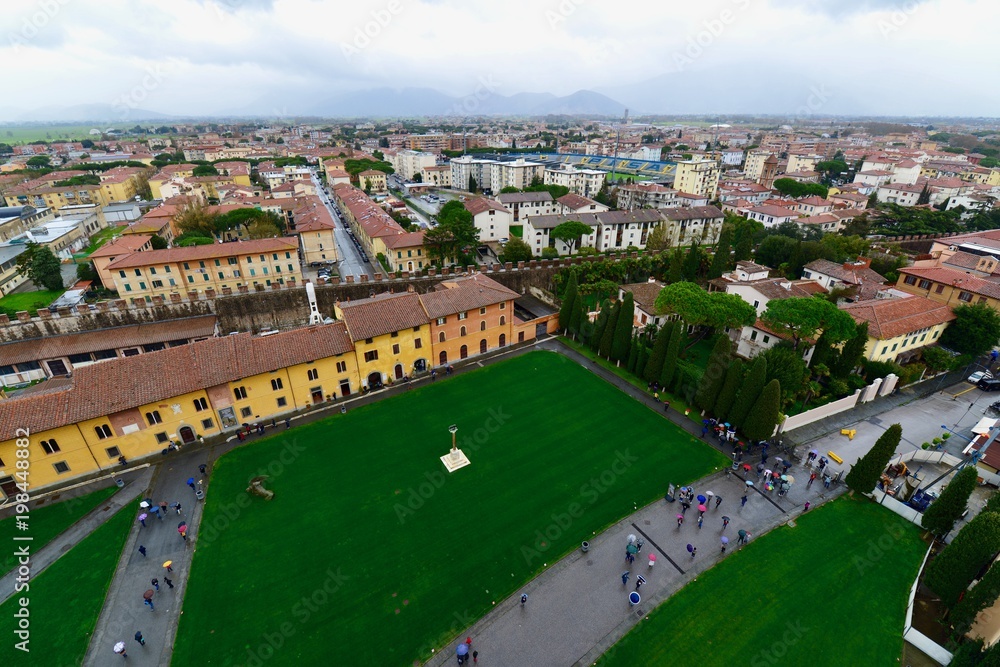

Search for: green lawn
xmin=80 ymin=225 xmax=124 ymax=256
xmin=0 ymin=125 xmax=121 ymax=143
xmin=0 ymin=486 xmax=118 ymax=575
xmin=599 ymin=495 xmax=927 ymax=667
xmin=174 ymin=351 xmax=728 ymax=666
xmin=606 ymin=172 xmax=650 ymax=182
xmin=0 ymin=500 xmax=134 ymax=666
xmin=0 ymin=290 xmax=63 ymax=317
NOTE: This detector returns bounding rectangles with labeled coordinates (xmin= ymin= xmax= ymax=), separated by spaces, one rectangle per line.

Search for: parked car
xmin=978 ymin=378 xmax=1000 ymax=391
xmin=969 ymin=371 xmax=989 ymax=383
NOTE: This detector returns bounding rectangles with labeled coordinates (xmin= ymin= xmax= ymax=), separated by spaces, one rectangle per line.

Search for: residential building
xmin=0 ymin=323 xmax=357 ymax=494
xmin=616 ymin=182 xmax=679 ymax=210
xmin=420 ymin=273 xmax=518 ymax=365
xmin=896 ymin=266 xmax=1000 ymax=310
xmin=619 ymin=279 xmax=669 ymax=328
xmin=357 ymin=170 xmax=388 ymax=193
xmin=331 ymin=183 xmax=406 ymax=257
xmin=794 ymin=196 xmax=834 ymax=216
xmin=106 ymin=237 xmax=301 ymax=299
xmin=421 ymin=165 xmax=452 ymax=187
xmin=801 ymin=258 xmax=887 ymax=301
xmin=449 ymin=156 xmax=544 ymax=194
xmin=743 ymin=150 xmax=774 ymax=182
xmin=390 ymin=150 xmax=438 ymax=181
xmin=335 ymin=291 xmax=431 ymax=387
xmin=840 ymin=296 xmax=956 ymax=363
xmin=659 ymin=206 xmax=725 ymax=247
xmin=381 ymin=232 xmax=429 ymax=272
xmin=740 ymin=204 xmax=799 ymax=228
xmin=464 ymin=197 xmax=513 ymax=243
xmin=723 ymin=277 xmax=827 ymax=360
xmin=543 ymin=164 xmax=607 ymax=197
xmin=497 ymin=192 xmax=557 ymax=222
xmin=595 ymin=210 xmax=666 ymax=251
xmin=673 ymin=157 xmax=720 ymax=198
xmin=89 ymin=233 xmax=153 ymax=289
xmin=0 ymin=245 xmax=27 ymax=297
xmin=289 ymin=197 xmax=337 ymax=265
xmin=876 ymin=182 xmax=924 ymax=206
xmin=786 ymin=154 xmax=821 ymax=174
xmin=522 ymin=214 xmax=599 ymax=256
xmin=557 ymin=193 xmax=608 ymax=216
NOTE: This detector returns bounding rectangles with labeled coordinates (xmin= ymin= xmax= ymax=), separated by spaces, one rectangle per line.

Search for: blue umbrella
xmin=696 ymin=495 xmax=707 ymax=504
xmin=457 ymin=644 xmax=469 ymax=657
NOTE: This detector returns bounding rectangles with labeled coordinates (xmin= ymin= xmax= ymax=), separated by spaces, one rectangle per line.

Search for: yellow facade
xmin=299 ymin=228 xmax=338 ymax=265
xmin=351 ymin=325 xmax=430 ymax=387
xmin=864 ymin=322 xmax=950 ymax=363
xmin=109 ymin=243 xmax=302 ymax=299
xmin=5 ymin=185 xmax=113 ymax=209
xmin=100 ymin=175 xmax=143 ymax=203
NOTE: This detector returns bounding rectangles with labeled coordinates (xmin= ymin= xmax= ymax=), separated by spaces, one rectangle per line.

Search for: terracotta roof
xmin=464 ymin=197 xmax=510 ymax=216
xmin=419 ymin=274 xmax=519 ymax=319
xmin=740 ymin=278 xmax=827 ymax=301
xmin=943 ymin=251 xmax=993 ymax=271
xmin=497 ymin=192 xmax=553 ymax=204
xmin=841 ymin=296 xmax=956 ymax=340
xmin=557 ymin=193 xmax=601 ymax=210
xmin=338 ymin=291 xmax=428 ymax=340
xmin=106 ymin=238 xmax=298 ymax=269
xmin=88 ymin=233 xmax=152 ymax=258
xmin=620 ymin=280 xmax=667 ymax=314
xmin=804 ymin=259 xmax=886 ymax=286
xmin=0 ymin=316 xmax=217 ymax=366
xmin=900 ymin=266 xmax=1000 ymax=300
xmin=662 ymin=205 xmax=725 ymax=221
xmin=736 ymin=261 xmax=770 ymax=274
xmin=0 ymin=323 xmax=354 ymax=441
xmin=381 ymin=231 xmax=426 ymax=250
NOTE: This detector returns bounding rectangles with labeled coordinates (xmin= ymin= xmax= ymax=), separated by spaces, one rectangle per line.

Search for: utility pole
xmin=610 ymin=108 xmax=627 ymax=184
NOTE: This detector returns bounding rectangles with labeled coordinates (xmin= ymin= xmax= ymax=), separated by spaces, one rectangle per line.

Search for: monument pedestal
xmin=440 ymin=448 xmax=471 ymax=472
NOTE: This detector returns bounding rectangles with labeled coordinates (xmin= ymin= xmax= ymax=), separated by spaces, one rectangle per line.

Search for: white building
xmin=660 ymin=205 xmax=725 ymax=246
xmin=390 ymin=150 xmax=438 ymax=182
xmin=740 ymin=204 xmax=799 ymax=228
xmin=463 ymin=197 xmax=512 ymax=243
xmin=616 ymin=182 xmax=680 ymax=210
xmin=876 ymin=182 xmax=924 ymax=206
xmin=450 ymin=155 xmax=545 ymax=194
xmin=557 ymin=193 xmax=608 ymax=216
xmin=497 ymin=192 xmax=557 ymax=222
xmin=543 ymin=163 xmax=607 ymax=198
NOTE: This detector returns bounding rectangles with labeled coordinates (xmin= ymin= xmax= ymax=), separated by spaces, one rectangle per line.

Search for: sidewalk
xmin=0 ymin=467 xmax=153 ymax=606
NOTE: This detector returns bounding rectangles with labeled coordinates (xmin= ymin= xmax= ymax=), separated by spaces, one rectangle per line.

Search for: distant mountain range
xmin=0 ymin=88 xmax=629 ymax=123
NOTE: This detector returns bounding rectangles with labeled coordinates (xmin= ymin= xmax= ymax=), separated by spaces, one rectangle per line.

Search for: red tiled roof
xmin=88 ymin=233 xmax=151 ymax=258
xmin=899 ymin=266 xmax=1000 ymax=300
xmin=337 ymin=292 xmax=427 ymax=340
xmin=419 ymin=274 xmax=518 ymax=319
xmin=841 ymin=296 xmax=955 ymax=340
xmin=0 ymin=323 xmax=354 ymax=440
xmin=464 ymin=197 xmax=510 ymax=216
xmin=557 ymin=193 xmax=601 ymax=210
xmin=106 ymin=238 xmax=297 ymax=269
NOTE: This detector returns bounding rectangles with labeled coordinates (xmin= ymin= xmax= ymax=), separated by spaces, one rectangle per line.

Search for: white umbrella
xmin=113 ymin=641 xmax=126 ymax=654
xmin=139 ymin=501 xmax=150 ymax=509
xmin=706 ymin=491 xmax=715 ymax=498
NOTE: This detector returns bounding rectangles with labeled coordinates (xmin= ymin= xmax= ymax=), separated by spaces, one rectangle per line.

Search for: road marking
xmin=631 ymin=523 xmax=684 ymax=575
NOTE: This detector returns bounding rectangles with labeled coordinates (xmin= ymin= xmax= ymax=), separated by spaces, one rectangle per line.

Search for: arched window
xmin=438 ymin=331 xmax=446 ymax=343
xmin=460 ymin=345 xmax=468 ymax=359
xmin=499 ymin=333 xmax=506 ymax=346
xmin=499 ymin=315 xmax=506 ymax=325
xmin=439 ymin=351 xmax=447 ymax=364
xmin=95 ymin=424 xmax=113 ymax=440
xmin=480 ymin=321 xmax=486 ymax=331
xmin=460 ymin=326 xmax=467 ymax=337
xmin=480 ymin=339 xmax=487 ymax=354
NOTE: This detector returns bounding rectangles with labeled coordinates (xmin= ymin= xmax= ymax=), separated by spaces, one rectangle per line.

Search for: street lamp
xmin=448 ymin=424 xmax=458 ymax=454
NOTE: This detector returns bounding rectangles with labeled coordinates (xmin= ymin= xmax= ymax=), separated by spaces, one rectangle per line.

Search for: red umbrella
xmin=742 ymin=464 xmax=752 ymax=471
xmin=143 ymin=589 xmax=154 ymax=600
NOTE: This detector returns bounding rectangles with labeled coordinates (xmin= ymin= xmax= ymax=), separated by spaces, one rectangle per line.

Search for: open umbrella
xmin=138 ymin=512 xmax=148 ymax=521
xmin=698 ymin=504 xmax=707 ymax=513
xmin=114 ymin=641 xmax=126 ymax=654
xmin=627 ymin=534 xmax=637 ymax=544
xmin=162 ymin=560 xmax=172 ymax=569
xmin=139 ymin=501 xmax=150 ymax=509
xmin=810 ymin=449 xmax=819 ymax=456
xmin=706 ymin=491 xmax=715 ymax=498
xmin=721 ymin=536 xmax=729 ymax=545
xmin=686 ymin=543 xmax=694 ymax=553
xmin=746 ymin=480 xmax=754 ymax=487
xmin=143 ymin=589 xmax=154 ymax=600
xmin=724 ymin=423 xmax=730 ymax=428
xmin=626 ymin=543 xmax=638 ymax=555
xmin=738 ymin=529 xmax=747 ymax=539
xmin=629 ymin=591 xmax=641 ymax=606
xmin=457 ymin=644 xmax=469 ymax=657
xmin=696 ymin=494 xmax=707 ymax=504
xmin=742 ymin=463 xmax=752 ymax=472
xmin=785 ymin=475 xmax=795 ymax=484
xmin=648 ymin=553 xmax=657 ymax=566
xmin=780 ymin=475 xmax=788 ymax=481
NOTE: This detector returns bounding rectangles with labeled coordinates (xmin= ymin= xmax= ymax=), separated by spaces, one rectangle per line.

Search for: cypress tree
xmin=926 ymin=511 xmax=1000 ymax=608
xmin=626 ymin=335 xmax=639 ymax=374
xmin=668 ymin=248 xmax=684 ymax=283
xmin=635 ymin=344 xmax=650 ymax=380
xmin=599 ymin=300 xmax=620 ymax=358
xmin=611 ymin=293 xmax=635 ymax=362
xmin=845 ymin=423 xmax=902 ymax=494
xmin=952 ymin=560 xmax=1000 ymax=635
xmin=921 ymin=465 xmax=979 ymax=537
xmin=559 ymin=272 xmax=579 ymax=331
xmin=568 ymin=292 xmax=584 ymax=336
xmin=694 ymin=335 xmax=732 ymax=413
xmin=810 ymin=330 xmax=834 ymax=369
xmin=742 ymin=379 xmax=782 ymax=442
xmin=590 ymin=301 xmax=611 ymax=351
xmin=660 ymin=319 xmax=684 ymax=388
xmin=682 ymin=241 xmax=703 ymax=282
xmin=831 ymin=322 xmax=869 ymax=379
xmin=708 ymin=226 xmax=734 ymax=279
xmin=734 ymin=227 xmax=753 ymax=262
xmin=730 ymin=356 xmax=767 ymax=430
xmin=644 ymin=321 xmax=674 ymax=383
xmin=714 ymin=359 xmax=745 ymax=422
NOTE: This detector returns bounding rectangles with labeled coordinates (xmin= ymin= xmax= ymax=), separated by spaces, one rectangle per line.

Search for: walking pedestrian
xmin=627 ymin=552 xmax=635 ymax=564
xmin=722 ymin=516 xmax=730 ymax=530
xmin=804 ymin=502 xmax=811 ymax=512
xmin=689 ymin=545 xmax=697 ymax=559
xmin=663 ymin=401 xmax=670 ymax=412
xmin=172 ymin=502 xmax=182 ymax=515
xmin=697 ymin=515 xmax=704 ymax=529
xmin=823 ymin=475 xmax=831 ymax=488
xmin=653 ymin=392 xmax=659 ymax=402
xmin=138 ymin=545 xmax=146 ymax=558
xmin=621 ymin=571 xmax=630 ymax=586
xmin=163 ymin=576 xmax=173 ymax=589
xmin=144 ymin=598 xmax=154 ymax=611
xmin=473 ymin=650 xmax=478 ymax=663
xmin=138 ymin=515 xmax=146 ymax=528
xmin=677 ymin=514 xmax=684 ymax=528
xmin=134 ymin=631 xmax=145 ymax=646
xmin=681 ymin=500 xmax=691 ymax=513
xmin=808 ymin=472 xmax=817 ymax=487
xmin=741 ymin=494 xmax=748 ymax=507
xmin=715 ymin=496 xmax=723 ymax=509
xmin=701 ymin=424 xmax=709 ymax=438
xmin=151 ymin=578 xmax=159 ymax=591
xmin=285 ymin=418 xmax=291 ymax=429
xmin=520 ymin=593 xmax=528 ymax=607
xmin=164 ymin=561 xmax=173 ymax=573
xmin=271 ymin=419 xmax=276 ymax=429
xmin=199 ymin=464 xmax=207 ymax=475
xmin=114 ymin=643 xmax=128 ymax=659
xmin=737 ymin=529 xmax=747 ymax=545
xmin=635 ymin=574 xmax=646 ymax=590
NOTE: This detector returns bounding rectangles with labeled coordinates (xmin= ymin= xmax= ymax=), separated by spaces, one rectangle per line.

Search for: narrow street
xmin=310 ymin=169 xmax=370 ymax=279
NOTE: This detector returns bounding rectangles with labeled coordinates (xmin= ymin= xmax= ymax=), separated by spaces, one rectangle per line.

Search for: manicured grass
xmin=80 ymin=225 xmax=123 ymax=255
xmin=0 ymin=290 xmax=63 ymax=316
xmin=174 ymin=351 xmax=728 ymax=666
xmin=598 ymin=495 xmax=927 ymax=667
xmin=0 ymin=501 xmax=134 ymax=665
xmin=0 ymin=124 xmax=121 ymax=142
xmin=606 ymin=172 xmax=650 ymax=182
xmin=0 ymin=486 xmax=118 ymax=575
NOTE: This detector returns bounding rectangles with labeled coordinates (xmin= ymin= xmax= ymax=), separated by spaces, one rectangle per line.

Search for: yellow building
xmin=148 ymin=164 xmax=198 ymax=199
xmin=840 ymin=296 xmax=956 ymax=364
xmin=106 ymin=237 xmax=301 ymax=299
xmin=380 ymin=232 xmax=429 ymax=273
xmin=357 ymin=169 xmax=388 ymax=193
xmin=0 ymin=323 xmax=357 ymax=496
xmin=290 ymin=197 xmax=338 ymax=265
xmin=89 ymin=233 xmax=153 ymax=290
xmin=673 ymin=157 xmax=720 ymax=198
xmin=896 ymin=267 xmax=1000 ymax=311
xmin=335 ymin=291 xmax=432 ymax=387
xmin=98 ymin=167 xmax=148 ymax=203
xmin=5 ymin=184 xmax=112 ymax=209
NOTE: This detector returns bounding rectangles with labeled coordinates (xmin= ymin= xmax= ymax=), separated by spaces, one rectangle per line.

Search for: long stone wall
xmin=0 ymin=254 xmax=638 ymax=342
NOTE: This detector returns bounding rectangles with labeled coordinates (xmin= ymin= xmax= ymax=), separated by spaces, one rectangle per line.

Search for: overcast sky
xmin=3 ymin=0 xmax=995 ymax=118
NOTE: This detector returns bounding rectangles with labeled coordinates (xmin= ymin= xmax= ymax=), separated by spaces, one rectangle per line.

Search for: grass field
xmin=0 ymin=290 xmax=63 ymax=317
xmin=0 ymin=500 xmax=134 ymax=666
xmin=606 ymin=172 xmax=651 ymax=182
xmin=79 ymin=226 xmax=122 ymax=256
xmin=0 ymin=125 xmax=122 ymax=143
xmin=174 ymin=351 xmax=728 ymax=666
xmin=0 ymin=486 xmax=118 ymax=575
xmin=598 ymin=495 xmax=927 ymax=667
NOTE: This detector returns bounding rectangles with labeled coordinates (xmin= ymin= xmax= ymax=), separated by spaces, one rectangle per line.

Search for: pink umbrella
xmin=698 ymin=504 xmax=707 ymax=513
xmin=676 ymin=514 xmax=683 ymax=520
xmin=647 ymin=553 xmax=657 ymax=567
xmin=138 ymin=513 xmax=148 ymax=522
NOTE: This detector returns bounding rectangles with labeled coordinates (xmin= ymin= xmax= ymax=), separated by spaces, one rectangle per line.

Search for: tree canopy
xmin=550 ymin=221 xmax=593 ymax=255
xmin=14 ymin=242 xmax=64 ymax=292
xmin=498 ymin=236 xmax=532 ymax=264
xmin=654 ymin=282 xmax=757 ymax=330
xmin=772 ymin=178 xmax=828 ymax=199
xmin=940 ymin=302 xmax=1000 ymax=357
xmin=760 ymin=296 xmax=857 ymax=349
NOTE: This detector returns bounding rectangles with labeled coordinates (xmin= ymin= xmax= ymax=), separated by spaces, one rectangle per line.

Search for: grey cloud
xmin=768 ymin=0 xmax=933 ymax=16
